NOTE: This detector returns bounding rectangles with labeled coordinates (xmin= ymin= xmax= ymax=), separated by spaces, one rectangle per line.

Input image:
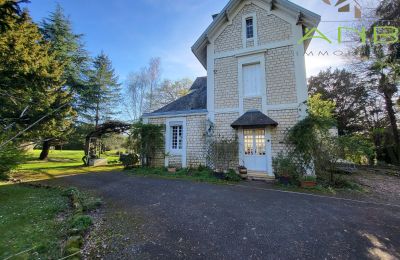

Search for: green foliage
xmin=80 ymin=52 xmax=121 ymax=126
xmin=0 ymin=0 xmax=28 ymax=31
xmin=224 ymin=169 xmax=241 ymax=182
xmin=207 ymin=137 xmax=238 ymax=171
xmin=120 ymin=153 xmax=139 ymax=169
xmin=308 ymin=93 xmax=336 ymax=120
xmin=102 ymin=133 xmax=126 ymax=151
xmin=308 ymin=68 xmax=369 ymax=135
xmin=0 ymin=139 xmax=25 ymax=179
xmin=272 ymin=153 xmax=301 ymax=185
xmin=127 ymin=122 xmax=164 ymax=166
xmin=69 ymin=215 xmax=92 ymax=235
xmin=40 ymin=4 xmax=90 ymax=98
xmin=339 ymin=135 xmax=375 ymax=164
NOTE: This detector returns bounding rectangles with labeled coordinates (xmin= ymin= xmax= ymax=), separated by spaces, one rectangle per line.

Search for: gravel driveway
xmin=41 ymin=171 xmax=400 ymax=260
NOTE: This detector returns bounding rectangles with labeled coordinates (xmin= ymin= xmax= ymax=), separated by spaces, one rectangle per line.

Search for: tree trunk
xmin=383 ymin=92 xmax=400 ymax=164
xmin=39 ymin=140 xmax=51 ymax=160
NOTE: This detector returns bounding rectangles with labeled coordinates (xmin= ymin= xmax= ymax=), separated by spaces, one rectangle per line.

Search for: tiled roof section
xmin=231 ymin=110 xmax=278 ymax=128
xmin=149 ymin=77 xmax=207 ymax=114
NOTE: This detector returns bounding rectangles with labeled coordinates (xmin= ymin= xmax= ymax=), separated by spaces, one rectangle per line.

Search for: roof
xmin=192 ymin=0 xmax=321 ymax=69
xmin=231 ymin=110 xmax=278 ymax=128
xmin=143 ymin=77 xmax=207 ymax=116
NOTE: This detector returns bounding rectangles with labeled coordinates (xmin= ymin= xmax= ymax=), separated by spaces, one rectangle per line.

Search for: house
xmin=143 ymin=0 xmax=320 ymax=178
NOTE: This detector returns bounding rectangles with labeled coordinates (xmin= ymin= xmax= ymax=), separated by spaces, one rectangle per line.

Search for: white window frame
xmin=242 ymin=62 xmax=262 ymax=98
xmin=170 ymin=124 xmax=183 ymax=151
xmin=238 ymin=54 xmax=267 ymax=114
xmin=165 ymin=118 xmax=187 ymax=167
xmin=242 ymin=13 xmax=258 ymax=47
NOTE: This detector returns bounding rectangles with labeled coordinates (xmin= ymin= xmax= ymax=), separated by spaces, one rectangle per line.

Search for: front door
xmin=243 ymin=129 xmax=269 ymax=172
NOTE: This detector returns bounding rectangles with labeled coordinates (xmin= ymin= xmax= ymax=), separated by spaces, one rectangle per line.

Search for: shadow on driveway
xmin=39 ymin=171 xmax=400 ymax=259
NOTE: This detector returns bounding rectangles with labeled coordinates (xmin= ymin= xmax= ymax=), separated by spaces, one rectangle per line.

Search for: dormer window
xmin=246 ymin=17 xmax=254 ymax=39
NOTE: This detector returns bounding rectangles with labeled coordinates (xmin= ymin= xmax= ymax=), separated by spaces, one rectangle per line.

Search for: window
xmin=243 ymin=63 xmax=261 ymax=97
xmin=171 ymin=125 xmax=183 ymax=150
xmin=244 ymin=129 xmax=266 ymax=155
xmin=246 ymin=17 xmax=254 ymax=39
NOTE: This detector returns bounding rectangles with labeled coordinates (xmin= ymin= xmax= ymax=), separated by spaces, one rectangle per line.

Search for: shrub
xmin=126 ymin=122 xmax=164 ymax=167
xmin=339 ymin=135 xmax=374 ymax=164
xmin=120 ymin=153 xmax=139 ymax=169
xmin=0 ymin=143 xmax=26 ymax=180
xmin=272 ymin=153 xmax=301 ymax=185
xmin=69 ymin=215 xmax=92 ymax=235
xmin=224 ymin=169 xmax=241 ymax=182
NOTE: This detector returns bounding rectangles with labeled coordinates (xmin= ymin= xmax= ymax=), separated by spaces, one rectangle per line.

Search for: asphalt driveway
xmin=41 ymin=172 xmax=400 ymax=259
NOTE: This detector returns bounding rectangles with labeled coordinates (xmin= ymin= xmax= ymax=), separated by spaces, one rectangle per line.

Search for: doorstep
xmin=247 ymin=171 xmax=275 ymax=182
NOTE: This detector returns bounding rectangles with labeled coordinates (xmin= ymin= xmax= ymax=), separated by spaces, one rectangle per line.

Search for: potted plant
xmin=238 ymin=165 xmax=248 ymax=179
xmin=301 ymin=175 xmax=317 ymax=188
xmin=167 ymin=164 xmax=177 ymax=173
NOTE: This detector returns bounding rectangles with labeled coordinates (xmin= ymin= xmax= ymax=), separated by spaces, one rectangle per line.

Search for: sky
xmin=25 ymin=0 xmax=379 ymax=84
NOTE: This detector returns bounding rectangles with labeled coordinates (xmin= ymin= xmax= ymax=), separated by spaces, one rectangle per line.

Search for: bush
xmin=120 ymin=153 xmax=139 ymax=169
xmin=272 ymin=153 xmax=301 ymax=185
xmin=69 ymin=215 xmax=92 ymax=235
xmin=0 ymin=143 xmax=26 ymax=180
xmin=224 ymin=169 xmax=241 ymax=182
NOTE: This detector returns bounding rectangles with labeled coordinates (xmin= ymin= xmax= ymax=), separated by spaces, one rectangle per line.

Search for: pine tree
xmin=81 ymin=52 xmax=121 ymax=127
xmin=0 ymin=11 xmax=75 ymax=160
xmin=40 ymin=4 xmax=90 ymax=105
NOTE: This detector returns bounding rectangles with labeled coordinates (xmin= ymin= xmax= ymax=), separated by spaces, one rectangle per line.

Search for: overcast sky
xmin=26 ymin=0 xmax=378 ymax=83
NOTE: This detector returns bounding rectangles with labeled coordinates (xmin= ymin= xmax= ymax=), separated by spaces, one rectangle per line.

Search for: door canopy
xmin=231 ymin=110 xmax=278 ymax=129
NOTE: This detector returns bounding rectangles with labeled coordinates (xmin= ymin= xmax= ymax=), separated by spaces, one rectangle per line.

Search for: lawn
xmin=0 ymin=184 xmax=70 ymax=259
xmin=13 ymin=150 xmax=123 ymax=182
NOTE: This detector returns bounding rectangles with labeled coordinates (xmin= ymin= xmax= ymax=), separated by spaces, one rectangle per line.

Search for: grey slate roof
xmin=145 ymin=77 xmax=207 ymax=116
xmin=231 ymin=110 xmax=278 ymax=128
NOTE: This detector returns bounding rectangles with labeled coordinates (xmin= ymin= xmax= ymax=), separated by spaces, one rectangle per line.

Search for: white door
xmin=243 ymin=129 xmax=269 ymax=172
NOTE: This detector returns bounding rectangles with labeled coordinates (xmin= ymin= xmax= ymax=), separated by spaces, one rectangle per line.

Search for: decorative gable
xmin=214 ymin=3 xmax=292 ymax=54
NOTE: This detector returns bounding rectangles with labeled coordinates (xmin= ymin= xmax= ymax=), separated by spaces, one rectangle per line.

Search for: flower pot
xmin=239 ymin=168 xmax=247 ymax=174
xmin=168 ymin=167 xmax=177 ymax=173
xmin=301 ymin=181 xmax=317 ymax=188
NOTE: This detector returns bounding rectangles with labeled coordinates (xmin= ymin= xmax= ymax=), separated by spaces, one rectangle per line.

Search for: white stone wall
xmin=243 ymin=97 xmax=262 ymax=111
xmin=214 ymin=57 xmax=239 ymax=109
xmin=186 ymin=115 xmax=207 ymax=167
xmin=214 ymin=112 xmax=239 ymax=138
xmin=214 ymin=3 xmax=292 ymax=53
xmin=265 ymin=46 xmax=297 ymax=105
xmin=267 ymin=109 xmax=299 ymax=157
xmin=147 ymin=114 xmax=207 ymax=168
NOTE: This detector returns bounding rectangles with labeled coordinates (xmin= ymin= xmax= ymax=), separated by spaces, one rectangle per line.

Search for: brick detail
xmin=148 ymin=115 xmax=207 ymax=168
xmin=214 ymin=4 xmax=292 ymax=54
xmin=257 ymin=13 xmax=292 ymax=45
xmin=243 ymin=97 xmax=262 ymax=111
xmin=265 ymin=46 xmax=297 ymax=105
xmin=267 ymin=109 xmax=299 ymax=157
xmin=214 ymin=57 xmax=239 ymax=109
xmin=186 ymin=115 xmax=207 ymax=168
xmin=214 ymin=112 xmax=239 ymax=139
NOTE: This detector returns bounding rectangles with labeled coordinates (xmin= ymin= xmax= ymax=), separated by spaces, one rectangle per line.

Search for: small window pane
xmin=171 ymin=125 xmax=183 ymax=150
xmin=246 ymin=18 xmax=253 ymax=39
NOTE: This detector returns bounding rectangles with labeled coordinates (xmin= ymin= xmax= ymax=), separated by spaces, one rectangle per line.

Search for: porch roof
xmin=231 ymin=110 xmax=278 ymax=129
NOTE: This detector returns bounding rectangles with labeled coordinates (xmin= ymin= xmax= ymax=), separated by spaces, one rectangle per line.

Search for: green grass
xmin=126 ymin=167 xmax=241 ymax=184
xmin=0 ymin=184 xmax=70 ymax=259
xmin=13 ymin=150 xmax=123 ymax=182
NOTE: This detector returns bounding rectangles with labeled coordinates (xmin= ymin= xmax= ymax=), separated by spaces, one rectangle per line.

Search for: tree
xmin=308 ymin=68 xmax=369 ymax=135
xmin=125 ymin=57 xmax=161 ymax=120
xmin=0 ymin=0 xmax=28 ymax=31
xmin=0 ymin=10 xmax=74 ymax=161
xmin=350 ymin=0 xmax=400 ymax=164
xmin=152 ymin=78 xmax=191 ymax=111
xmin=40 ymin=4 xmax=90 ymax=102
xmin=80 ymin=52 xmax=121 ymax=127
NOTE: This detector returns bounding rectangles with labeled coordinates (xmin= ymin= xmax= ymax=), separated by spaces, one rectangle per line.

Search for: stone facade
xmin=214 ymin=3 xmax=292 ymax=54
xmin=265 ymin=46 xmax=297 ymax=105
xmin=268 ymin=109 xmax=299 ymax=157
xmin=145 ymin=0 xmax=310 ymax=174
xmin=214 ymin=56 xmax=239 ymax=109
xmin=147 ymin=114 xmax=207 ymax=168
